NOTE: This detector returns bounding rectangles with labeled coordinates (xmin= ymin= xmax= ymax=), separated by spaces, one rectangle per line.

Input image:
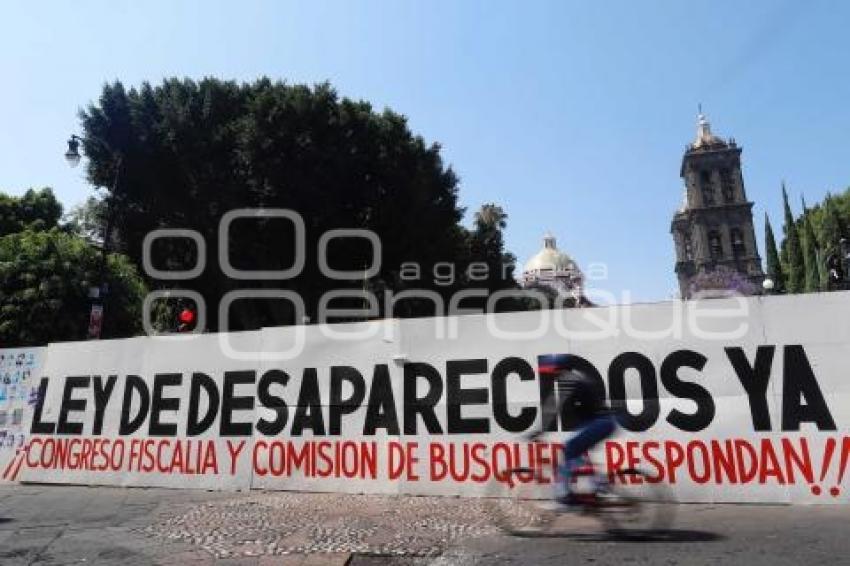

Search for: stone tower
xmin=671 ymin=113 xmax=764 ymax=298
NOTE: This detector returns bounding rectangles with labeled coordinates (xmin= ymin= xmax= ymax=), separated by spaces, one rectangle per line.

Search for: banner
xmin=0 ymin=346 xmax=46 ymax=483
xmin=17 ymin=293 xmax=850 ymax=503
xmin=22 ymin=334 xmax=259 ymax=489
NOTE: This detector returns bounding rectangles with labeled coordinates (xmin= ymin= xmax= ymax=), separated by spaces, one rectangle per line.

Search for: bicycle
xmin=486 ymin=437 xmax=674 ymax=539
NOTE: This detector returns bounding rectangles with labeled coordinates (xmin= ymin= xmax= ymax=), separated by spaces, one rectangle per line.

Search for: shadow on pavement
xmin=606 ymin=529 xmax=725 ymax=543
xmin=507 ymin=528 xmax=724 ymax=543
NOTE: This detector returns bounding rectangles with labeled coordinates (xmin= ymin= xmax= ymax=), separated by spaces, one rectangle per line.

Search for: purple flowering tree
xmin=688 ymin=266 xmax=760 ymax=298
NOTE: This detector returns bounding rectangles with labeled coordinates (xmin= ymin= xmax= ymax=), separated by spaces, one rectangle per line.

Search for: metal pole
xmin=87 ymin=155 xmax=122 ymax=339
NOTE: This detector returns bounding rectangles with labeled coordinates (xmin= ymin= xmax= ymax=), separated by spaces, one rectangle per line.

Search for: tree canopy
xmin=780 ymin=184 xmax=805 ymax=293
xmin=0 ymin=227 xmax=146 ymax=346
xmin=769 ymin=185 xmax=850 ymax=294
xmin=800 ymin=198 xmax=820 ymax=292
xmin=764 ymin=213 xmax=784 ymax=292
xmin=64 ymin=194 xmax=108 ymax=245
xmin=0 ymin=186 xmax=148 ymax=346
xmin=0 ymin=188 xmax=63 ymax=237
xmin=79 ymin=78 xmax=518 ymax=330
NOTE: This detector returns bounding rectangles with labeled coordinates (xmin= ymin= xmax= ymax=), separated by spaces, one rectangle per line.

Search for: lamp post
xmin=64 ymin=135 xmax=83 ymax=167
xmin=762 ymin=278 xmax=775 ymax=295
xmin=65 ymin=134 xmax=123 ymax=339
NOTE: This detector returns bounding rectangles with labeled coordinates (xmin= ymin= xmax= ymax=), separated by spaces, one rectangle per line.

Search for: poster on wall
xmin=250 ymin=298 xmax=849 ymax=504
xmin=0 ymin=346 xmax=46 ymax=483
xmin=19 ymin=334 xmax=260 ymax=490
xmin=16 ymin=293 xmax=850 ymax=504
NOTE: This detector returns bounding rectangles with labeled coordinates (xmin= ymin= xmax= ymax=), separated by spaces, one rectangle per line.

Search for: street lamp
xmin=64 ymin=135 xmax=83 ymax=167
xmin=64 ymin=133 xmax=123 ymax=339
xmin=762 ymin=278 xmax=775 ymax=294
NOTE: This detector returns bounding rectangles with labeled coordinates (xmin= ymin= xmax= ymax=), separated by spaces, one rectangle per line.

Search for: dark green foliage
xmin=469 ymin=204 xmax=517 ymax=290
xmin=0 ymin=188 xmax=147 ymax=346
xmin=800 ymin=197 xmax=820 ymax=292
xmin=781 ymin=184 xmax=805 ymax=293
xmin=774 ymin=187 xmax=850 ymax=294
xmin=825 ymin=198 xmax=846 ymax=246
xmin=79 ymin=78 xmax=518 ymax=330
xmin=0 ymin=188 xmax=63 ymax=237
xmin=764 ymin=213 xmax=784 ymax=292
xmin=811 ymin=192 xmax=848 ymax=257
xmin=0 ymin=228 xmax=146 ymax=346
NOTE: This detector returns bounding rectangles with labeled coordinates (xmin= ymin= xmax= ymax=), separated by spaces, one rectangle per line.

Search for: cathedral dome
xmin=520 ymin=233 xmax=585 ymax=299
xmin=523 ymin=234 xmax=577 ymax=273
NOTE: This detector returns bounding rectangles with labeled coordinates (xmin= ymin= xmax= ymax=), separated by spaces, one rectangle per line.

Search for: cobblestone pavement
xmin=3 ymin=484 xmax=850 ymax=565
xmin=139 ymin=492 xmax=498 ymax=559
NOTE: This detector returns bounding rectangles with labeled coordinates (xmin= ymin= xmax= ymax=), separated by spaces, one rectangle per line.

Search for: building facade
xmin=671 ymin=113 xmax=764 ymax=298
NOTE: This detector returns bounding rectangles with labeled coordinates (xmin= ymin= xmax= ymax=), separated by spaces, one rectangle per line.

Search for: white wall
xmin=16 ymin=293 xmax=850 ymax=503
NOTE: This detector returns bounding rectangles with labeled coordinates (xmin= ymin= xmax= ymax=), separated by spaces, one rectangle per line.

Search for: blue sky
xmin=1 ymin=0 xmax=848 ymax=302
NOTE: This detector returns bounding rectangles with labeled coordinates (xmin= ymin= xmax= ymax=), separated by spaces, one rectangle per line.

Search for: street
xmin=0 ymin=484 xmax=848 ymax=565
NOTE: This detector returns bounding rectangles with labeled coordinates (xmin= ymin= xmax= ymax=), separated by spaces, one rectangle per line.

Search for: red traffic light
xmin=178 ymin=308 xmax=196 ymax=325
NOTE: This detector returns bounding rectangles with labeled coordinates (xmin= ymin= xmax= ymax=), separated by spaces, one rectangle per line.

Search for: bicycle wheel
xmin=594 ymin=468 xmax=675 ymax=538
xmin=485 ymin=465 xmax=561 ymax=536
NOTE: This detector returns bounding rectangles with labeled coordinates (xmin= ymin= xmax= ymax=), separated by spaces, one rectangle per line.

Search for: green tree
xmin=440 ymin=203 xmax=522 ymax=313
xmin=78 ymin=78 xmax=503 ymax=329
xmin=474 ymin=203 xmax=508 ymax=232
xmin=817 ymin=195 xmax=847 ymax=257
xmin=781 ymin=184 xmax=805 ymax=293
xmin=764 ymin=213 xmax=784 ymax=292
xmin=0 ymin=188 xmax=63 ymax=236
xmin=64 ymin=194 xmax=108 ymax=244
xmin=800 ymin=196 xmax=820 ymax=292
xmin=469 ymin=203 xmax=517 ymax=290
xmin=794 ymin=190 xmax=850 ymax=291
xmin=0 ymin=228 xmax=147 ymax=346
xmin=831 ymin=189 xmax=850 ymax=223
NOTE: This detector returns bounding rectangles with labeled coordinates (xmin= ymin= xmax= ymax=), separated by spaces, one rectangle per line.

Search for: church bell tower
xmin=671 ymin=112 xmax=764 ymax=298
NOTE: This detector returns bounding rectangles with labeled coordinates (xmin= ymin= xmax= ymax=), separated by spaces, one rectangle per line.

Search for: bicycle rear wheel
xmin=595 ymin=468 xmax=675 ymax=538
xmin=485 ymin=466 xmax=561 ymax=536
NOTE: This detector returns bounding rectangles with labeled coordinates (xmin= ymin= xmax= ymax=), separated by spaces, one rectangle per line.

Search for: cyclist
xmin=531 ymin=354 xmax=617 ymax=506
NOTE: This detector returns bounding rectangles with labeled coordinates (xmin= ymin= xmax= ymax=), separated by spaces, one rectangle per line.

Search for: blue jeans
xmin=561 ymin=414 xmax=616 ymax=494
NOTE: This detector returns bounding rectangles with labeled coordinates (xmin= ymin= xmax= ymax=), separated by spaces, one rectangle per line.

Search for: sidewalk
xmin=3 ymin=484 xmax=850 ymax=565
xmin=0 ymin=484 xmax=497 ymax=565
xmin=139 ymin=489 xmax=497 ymax=561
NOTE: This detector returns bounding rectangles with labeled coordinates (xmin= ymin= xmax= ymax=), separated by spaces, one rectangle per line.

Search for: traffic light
xmin=177 ymin=306 xmax=196 ymax=332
